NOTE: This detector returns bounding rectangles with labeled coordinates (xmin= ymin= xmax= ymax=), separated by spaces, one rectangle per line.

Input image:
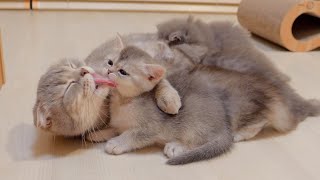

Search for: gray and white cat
xmin=103 ymin=46 xmax=320 ymax=165
xmin=157 ymin=16 xmax=290 ymax=84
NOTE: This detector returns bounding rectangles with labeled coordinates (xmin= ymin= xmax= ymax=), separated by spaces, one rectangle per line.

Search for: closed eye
xmin=64 ymin=81 xmax=77 ymax=95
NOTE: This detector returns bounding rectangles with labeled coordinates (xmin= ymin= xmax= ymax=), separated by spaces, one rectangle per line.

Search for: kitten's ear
xmin=115 ymin=33 xmax=125 ymax=50
xmin=154 ymin=42 xmax=174 ymax=60
xmin=34 ymin=105 xmax=51 ymax=128
xmin=187 ymin=15 xmax=194 ymax=23
xmin=144 ymin=64 xmax=166 ymax=82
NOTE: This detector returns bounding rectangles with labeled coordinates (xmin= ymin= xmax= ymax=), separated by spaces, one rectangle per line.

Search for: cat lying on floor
xmin=34 ymin=30 xmax=320 ymax=142
xmin=33 ymin=43 xmax=320 ymax=164
xmin=102 ymin=45 xmax=320 ymax=165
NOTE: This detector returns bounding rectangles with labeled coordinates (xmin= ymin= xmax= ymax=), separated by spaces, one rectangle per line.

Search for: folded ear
xmin=144 ymin=64 xmax=166 ymax=82
xmin=34 ymin=105 xmax=51 ymax=128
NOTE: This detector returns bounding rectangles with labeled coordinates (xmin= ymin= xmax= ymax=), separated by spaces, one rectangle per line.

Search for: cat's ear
xmin=187 ymin=15 xmax=194 ymax=23
xmin=154 ymin=42 xmax=174 ymax=60
xmin=35 ymin=105 xmax=52 ymax=129
xmin=144 ymin=64 xmax=166 ymax=82
xmin=115 ymin=33 xmax=125 ymax=50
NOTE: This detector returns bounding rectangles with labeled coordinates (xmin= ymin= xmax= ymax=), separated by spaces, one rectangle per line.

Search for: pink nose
xmin=80 ymin=68 xmax=90 ymax=77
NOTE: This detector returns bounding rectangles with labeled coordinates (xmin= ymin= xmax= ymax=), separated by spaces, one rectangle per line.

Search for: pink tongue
xmin=92 ymin=73 xmax=117 ymax=87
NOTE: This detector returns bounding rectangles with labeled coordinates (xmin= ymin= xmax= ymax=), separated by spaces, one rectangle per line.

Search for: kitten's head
xmin=107 ymin=46 xmax=166 ymax=98
xmin=157 ymin=16 xmax=204 ymax=45
xmin=33 ymin=59 xmax=116 ymax=136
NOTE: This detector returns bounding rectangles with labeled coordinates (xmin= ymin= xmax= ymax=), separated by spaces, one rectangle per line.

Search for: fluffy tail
xmin=166 ymin=134 xmax=233 ymax=165
xmin=306 ymin=99 xmax=320 ymax=117
xmin=281 ymin=83 xmax=320 ymax=122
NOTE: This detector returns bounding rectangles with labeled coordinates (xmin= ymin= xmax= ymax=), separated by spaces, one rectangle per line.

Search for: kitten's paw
xmin=157 ymin=88 xmax=181 ymax=115
xmin=233 ymin=134 xmax=246 ymax=142
xmin=105 ymin=138 xmax=130 ymax=155
xmin=85 ymin=128 xmax=117 ymax=143
xmin=164 ymin=142 xmax=187 ymax=158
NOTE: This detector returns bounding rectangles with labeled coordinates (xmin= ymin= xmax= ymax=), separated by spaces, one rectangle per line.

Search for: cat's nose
xmin=107 ymin=69 xmax=113 ymax=74
xmin=80 ymin=68 xmax=90 ymax=77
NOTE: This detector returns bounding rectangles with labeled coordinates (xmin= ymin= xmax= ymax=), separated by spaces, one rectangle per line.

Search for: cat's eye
xmin=107 ymin=60 xmax=113 ymax=66
xmin=69 ymin=63 xmax=76 ymax=69
xmin=119 ymin=69 xmax=129 ymax=76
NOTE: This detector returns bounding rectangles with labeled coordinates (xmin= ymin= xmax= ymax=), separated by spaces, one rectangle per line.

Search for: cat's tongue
xmin=92 ymin=73 xmax=117 ymax=87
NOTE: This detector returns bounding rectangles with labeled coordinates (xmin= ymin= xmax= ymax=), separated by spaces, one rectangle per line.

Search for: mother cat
xmin=34 ymin=20 xmax=319 ymax=143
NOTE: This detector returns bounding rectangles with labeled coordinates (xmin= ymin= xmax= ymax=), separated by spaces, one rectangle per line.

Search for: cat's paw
xmin=105 ymin=138 xmax=130 ymax=155
xmin=85 ymin=128 xmax=117 ymax=143
xmin=164 ymin=142 xmax=187 ymax=158
xmin=157 ymin=88 xmax=181 ymax=115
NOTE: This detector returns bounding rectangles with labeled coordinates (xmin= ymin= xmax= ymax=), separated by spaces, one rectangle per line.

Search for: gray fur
xmin=34 ymin=30 xmax=320 ymax=164
xmin=33 ymin=59 xmax=110 ymax=137
xmin=157 ymin=17 xmax=320 ymax=132
xmin=105 ymin=46 xmax=319 ymax=165
xmin=157 ymin=16 xmax=291 ymax=84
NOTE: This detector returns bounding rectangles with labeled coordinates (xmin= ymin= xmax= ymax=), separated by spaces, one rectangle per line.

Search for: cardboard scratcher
xmin=238 ymin=0 xmax=320 ymax=52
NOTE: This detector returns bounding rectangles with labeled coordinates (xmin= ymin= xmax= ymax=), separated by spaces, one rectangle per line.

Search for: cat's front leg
xmin=155 ymin=79 xmax=181 ymax=115
xmin=85 ymin=128 xmax=117 ymax=142
xmin=105 ymin=128 xmax=156 ymax=155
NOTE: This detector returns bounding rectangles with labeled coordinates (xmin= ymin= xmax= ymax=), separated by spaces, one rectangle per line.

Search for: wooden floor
xmin=0 ymin=11 xmax=319 ymax=180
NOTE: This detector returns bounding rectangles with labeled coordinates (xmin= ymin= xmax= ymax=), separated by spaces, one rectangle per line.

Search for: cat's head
xmin=86 ymin=34 xmax=174 ymax=73
xmin=107 ymin=46 xmax=166 ymax=98
xmin=33 ymin=59 xmax=116 ymax=136
xmin=157 ymin=16 xmax=206 ymax=45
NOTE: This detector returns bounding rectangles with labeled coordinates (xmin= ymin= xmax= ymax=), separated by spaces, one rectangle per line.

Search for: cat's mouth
xmin=92 ymin=73 xmax=117 ymax=88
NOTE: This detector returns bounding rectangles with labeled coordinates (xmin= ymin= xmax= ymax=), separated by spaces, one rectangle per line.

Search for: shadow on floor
xmin=6 ymin=123 xmax=99 ymax=161
xmin=249 ymin=127 xmax=286 ymax=141
xmin=6 ymin=123 xmax=288 ymax=161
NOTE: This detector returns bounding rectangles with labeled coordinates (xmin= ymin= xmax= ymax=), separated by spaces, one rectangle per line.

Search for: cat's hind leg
xmin=164 ymin=142 xmax=188 ymax=158
xmin=105 ymin=128 xmax=157 ymax=155
xmin=233 ymin=120 xmax=268 ymax=142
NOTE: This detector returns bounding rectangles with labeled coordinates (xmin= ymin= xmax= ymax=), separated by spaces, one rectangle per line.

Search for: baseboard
xmin=32 ymin=1 xmax=239 ymax=14
xmin=0 ymin=0 xmax=30 ymax=9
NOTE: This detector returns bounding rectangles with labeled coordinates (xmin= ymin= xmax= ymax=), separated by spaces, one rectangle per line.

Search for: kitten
xmin=103 ymin=46 xmax=320 ymax=165
xmin=157 ymin=16 xmax=290 ymax=84
xmin=157 ymin=17 xmax=320 ymax=127
xmin=86 ymin=34 xmax=181 ymax=115
xmin=33 ymin=59 xmax=116 ymax=139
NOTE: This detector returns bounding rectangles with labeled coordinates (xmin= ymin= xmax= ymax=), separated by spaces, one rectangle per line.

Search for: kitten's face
xmin=107 ymin=47 xmax=166 ymax=98
xmin=33 ymin=59 xmax=115 ymax=136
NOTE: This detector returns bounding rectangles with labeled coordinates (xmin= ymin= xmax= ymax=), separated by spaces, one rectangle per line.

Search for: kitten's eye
xmin=107 ymin=60 xmax=113 ymax=66
xmin=119 ymin=69 xmax=129 ymax=76
xmin=69 ymin=63 xmax=76 ymax=69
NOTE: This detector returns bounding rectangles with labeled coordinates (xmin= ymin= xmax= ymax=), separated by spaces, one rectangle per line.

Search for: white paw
xmin=157 ymin=88 xmax=181 ymax=115
xmin=233 ymin=134 xmax=245 ymax=142
xmin=164 ymin=142 xmax=186 ymax=158
xmin=104 ymin=138 xmax=130 ymax=155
